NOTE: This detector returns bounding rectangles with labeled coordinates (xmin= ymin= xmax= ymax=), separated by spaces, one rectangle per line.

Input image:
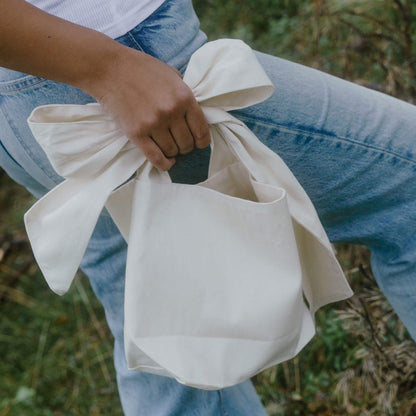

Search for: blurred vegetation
xmin=195 ymin=0 xmax=416 ymax=101
xmin=1 ymin=0 xmax=416 ymax=415
xmin=0 ymin=175 xmax=122 ymax=415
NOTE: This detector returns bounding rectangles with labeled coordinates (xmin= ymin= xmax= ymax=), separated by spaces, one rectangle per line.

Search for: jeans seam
xmin=237 ymin=115 xmax=416 ymax=167
xmin=0 ymin=103 xmax=33 ymax=161
xmin=218 ymin=390 xmax=230 ymax=416
xmin=0 ymin=104 xmax=23 ymax=169
xmin=0 ymin=77 xmax=48 ymax=94
xmin=126 ymin=32 xmax=145 ymax=52
xmin=0 ymin=103 xmax=62 ymax=186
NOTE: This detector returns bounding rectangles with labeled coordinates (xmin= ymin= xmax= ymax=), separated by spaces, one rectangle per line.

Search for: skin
xmin=0 ymin=0 xmax=211 ymax=170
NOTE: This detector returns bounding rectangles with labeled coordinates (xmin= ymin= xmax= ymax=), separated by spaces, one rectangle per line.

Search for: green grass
xmin=0 ymin=274 xmax=121 ymax=416
xmin=0 ymin=176 xmax=121 ymax=415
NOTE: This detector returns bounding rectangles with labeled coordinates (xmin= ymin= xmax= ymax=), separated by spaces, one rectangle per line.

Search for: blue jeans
xmin=1 ymin=0 xmax=415 ymax=414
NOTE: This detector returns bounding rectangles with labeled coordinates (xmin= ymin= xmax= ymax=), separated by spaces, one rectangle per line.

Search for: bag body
xmin=115 ymin=159 xmax=314 ymax=388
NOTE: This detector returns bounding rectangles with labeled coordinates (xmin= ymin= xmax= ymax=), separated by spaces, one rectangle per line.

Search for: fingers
xmin=168 ymin=118 xmax=195 ymax=155
xmin=150 ymin=127 xmax=179 ymax=157
xmin=145 ymin=118 xmax=195 ymax=170
xmin=143 ymin=101 xmax=211 ymax=170
xmin=136 ymin=136 xmax=176 ymax=171
xmin=186 ymin=100 xmax=211 ymax=149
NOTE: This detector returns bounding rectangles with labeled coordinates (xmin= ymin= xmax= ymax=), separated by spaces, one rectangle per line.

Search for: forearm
xmin=0 ymin=0 xmax=126 ymax=95
xmin=0 ymin=0 xmax=210 ymax=170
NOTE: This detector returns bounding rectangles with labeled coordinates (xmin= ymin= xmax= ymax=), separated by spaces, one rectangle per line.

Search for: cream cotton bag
xmin=25 ymin=39 xmax=353 ymax=389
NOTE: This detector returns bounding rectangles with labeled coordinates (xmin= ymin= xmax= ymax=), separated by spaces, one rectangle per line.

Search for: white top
xmin=27 ymin=0 xmax=166 ymax=39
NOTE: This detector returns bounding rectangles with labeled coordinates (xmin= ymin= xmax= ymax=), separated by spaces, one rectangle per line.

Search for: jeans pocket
xmin=0 ymin=68 xmax=48 ymax=94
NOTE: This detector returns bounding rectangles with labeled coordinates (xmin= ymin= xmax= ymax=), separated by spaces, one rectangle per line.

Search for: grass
xmin=0 ymin=275 xmax=121 ymax=416
xmin=0 ymin=175 xmax=121 ymax=415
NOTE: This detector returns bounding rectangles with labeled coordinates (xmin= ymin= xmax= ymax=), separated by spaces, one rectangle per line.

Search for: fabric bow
xmin=25 ymin=39 xmax=352 ymax=315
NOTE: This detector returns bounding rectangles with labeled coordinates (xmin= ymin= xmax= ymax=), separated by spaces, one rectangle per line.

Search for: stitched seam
xmin=0 ymin=103 xmax=62 ymax=186
xmin=237 ymin=115 xmax=416 ymax=166
xmin=218 ymin=390 xmax=230 ymax=416
xmin=126 ymin=32 xmax=145 ymax=52
xmin=0 ymin=78 xmax=48 ymax=94
xmin=0 ymin=96 xmax=22 ymax=168
xmin=1 ymin=104 xmax=36 ymax=162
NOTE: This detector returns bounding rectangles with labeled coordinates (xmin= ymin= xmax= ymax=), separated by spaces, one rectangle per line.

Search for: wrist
xmin=74 ymin=39 xmax=124 ymax=98
xmin=78 ymin=41 xmax=151 ymax=103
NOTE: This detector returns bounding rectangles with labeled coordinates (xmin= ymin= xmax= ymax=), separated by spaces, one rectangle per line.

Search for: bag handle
xmin=138 ymin=127 xmax=247 ymax=184
xmin=206 ymin=119 xmax=267 ymax=184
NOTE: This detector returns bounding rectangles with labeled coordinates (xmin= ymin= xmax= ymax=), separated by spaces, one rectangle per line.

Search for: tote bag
xmin=25 ymin=39 xmax=353 ymax=389
xmin=106 ymin=133 xmax=314 ymax=389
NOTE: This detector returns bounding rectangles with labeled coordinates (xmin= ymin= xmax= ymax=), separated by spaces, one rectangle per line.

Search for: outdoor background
xmin=1 ymin=0 xmax=416 ymax=415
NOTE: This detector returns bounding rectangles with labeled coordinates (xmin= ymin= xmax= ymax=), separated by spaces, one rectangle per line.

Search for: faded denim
xmin=0 ymin=0 xmax=415 ymax=414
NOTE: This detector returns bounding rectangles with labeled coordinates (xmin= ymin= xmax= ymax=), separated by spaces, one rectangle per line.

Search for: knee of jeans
xmin=370 ymin=237 xmax=416 ymax=342
xmin=373 ymin=227 xmax=416 ymax=284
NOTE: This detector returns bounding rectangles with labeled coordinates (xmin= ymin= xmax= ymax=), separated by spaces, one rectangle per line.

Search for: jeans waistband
xmin=115 ymin=0 xmax=207 ymax=72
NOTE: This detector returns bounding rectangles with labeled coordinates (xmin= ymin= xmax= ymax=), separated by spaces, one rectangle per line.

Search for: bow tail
xmin=24 ymin=149 xmax=144 ymax=295
xmin=24 ymin=177 xmax=111 ymax=294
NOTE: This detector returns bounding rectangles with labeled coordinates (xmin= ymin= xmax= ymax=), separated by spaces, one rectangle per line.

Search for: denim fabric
xmin=1 ymin=0 xmax=416 ymax=414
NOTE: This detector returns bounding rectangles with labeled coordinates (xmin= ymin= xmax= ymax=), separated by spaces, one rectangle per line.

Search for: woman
xmin=1 ymin=0 xmax=415 ymax=414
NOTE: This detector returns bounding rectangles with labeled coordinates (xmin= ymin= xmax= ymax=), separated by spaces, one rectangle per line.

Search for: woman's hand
xmin=0 ymin=0 xmax=211 ymax=171
xmin=88 ymin=47 xmax=211 ymax=170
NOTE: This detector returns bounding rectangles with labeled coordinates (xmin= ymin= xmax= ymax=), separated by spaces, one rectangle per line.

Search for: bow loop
xmin=183 ymin=39 xmax=274 ymax=111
